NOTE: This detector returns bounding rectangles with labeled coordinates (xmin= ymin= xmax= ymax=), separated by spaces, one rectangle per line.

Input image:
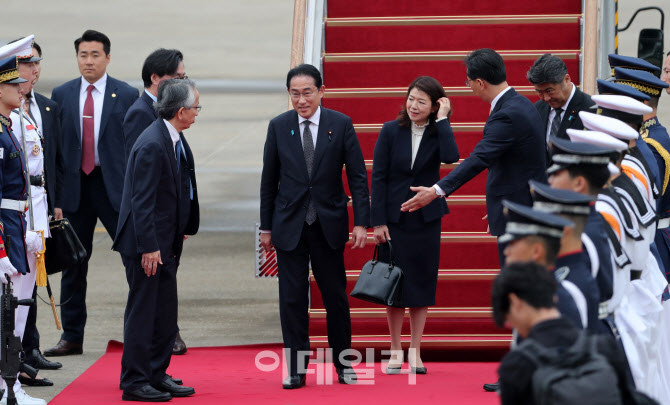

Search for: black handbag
xmin=45 ymin=218 xmax=87 ymax=275
xmin=350 ymin=241 xmax=404 ymax=308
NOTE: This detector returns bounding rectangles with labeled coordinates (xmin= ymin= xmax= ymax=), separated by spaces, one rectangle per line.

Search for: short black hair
xmin=565 ymin=164 xmax=610 ymax=194
xmin=286 ymin=64 xmax=322 ymax=89
xmin=74 ymin=30 xmax=111 ymax=55
xmin=527 ymin=54 xmax=569 ymax=85
xmin=491 ymin=261 xmax=557 ymax=328
xmin=32 ymin=41 xmax=42 ymax=57
xmin=523 ymin=235 xmax=561 ymax=266
xmin=141 ymin=49 xmax=184 ymax=88
xmin=464 ymin=48 xmax=506 ymax=85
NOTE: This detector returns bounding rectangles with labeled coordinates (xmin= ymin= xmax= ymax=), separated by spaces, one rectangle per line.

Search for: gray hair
xmin=526 ymin=54 xmax=569 ymax=85
xmin=155 ymin=78 xmax=196 ymax=119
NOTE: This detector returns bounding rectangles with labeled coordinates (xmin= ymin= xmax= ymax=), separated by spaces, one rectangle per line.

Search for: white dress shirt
xmin=79 ymin=74 xmax=107 ymax=166
xmin=298 ymin=106 xmax=320 ymax=149
xmin=411 ymin=122 xmax=426 ymax=169
xmin=545 ymin=83 xmax=576 ymax=144
xmin=490 ymin=86 xmax=512 ymax=113
xmin=145 ymin=89 xmax=157 ymax=103
xmin=163 ymin=119 xmax=180 ymax=155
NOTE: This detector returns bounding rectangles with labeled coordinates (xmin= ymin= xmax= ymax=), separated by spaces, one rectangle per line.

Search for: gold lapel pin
xmin=112 ymin=93 xmax=117 ymax=98
xmin=46 ymin=107 xmax=50 ymax=111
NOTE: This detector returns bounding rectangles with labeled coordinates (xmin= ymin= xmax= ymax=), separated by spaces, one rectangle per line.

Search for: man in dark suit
xmin=114 ymin=79 xmax=199 ymax=402
xmin=19 ymin=40 xmax=65 ymax=378
xmin=402 ymin=48 xmax=546 ymax=265
xmin=122 ymin=48 xmax=192 ymax=356
xmin=526 ymin=54 xmax=595 ymax=149
xmin=45 ymin=30 xmax=138 ymax=357
xmin=260 ymin=64 xmax=370 ymax=389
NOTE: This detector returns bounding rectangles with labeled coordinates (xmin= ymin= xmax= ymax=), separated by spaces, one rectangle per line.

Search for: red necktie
xmin=81 ymin=84 xmax=95 ymax=175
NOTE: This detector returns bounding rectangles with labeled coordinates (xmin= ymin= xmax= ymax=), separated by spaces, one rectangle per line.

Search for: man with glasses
xmin=122 ymin=49 xmax=195 ymax=357
xmin=527 ymin=54 xmax=594 ymax=148
xmin=260 ymin=64 xmax=370 ymax=389
xmin=45 ymin=29 xmax=138 ymax=357
xmin=114 ymin=79 xmax=200 ymax=402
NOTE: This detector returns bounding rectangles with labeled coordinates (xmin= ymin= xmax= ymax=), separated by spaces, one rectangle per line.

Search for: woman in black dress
xmin=371 ymin=76 xmax=459 ymax=374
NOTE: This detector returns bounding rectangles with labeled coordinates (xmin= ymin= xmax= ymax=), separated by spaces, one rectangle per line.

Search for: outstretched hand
xmin=401 ymin=186 xmax=439 ymax=212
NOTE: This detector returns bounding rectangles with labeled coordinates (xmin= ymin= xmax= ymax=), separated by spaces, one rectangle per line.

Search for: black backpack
xmin=517 ymin=331 xmax=623 ymax=405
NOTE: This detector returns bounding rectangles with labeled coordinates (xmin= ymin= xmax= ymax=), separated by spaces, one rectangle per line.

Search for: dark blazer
xmin=51 ymin=75 xmax=139 ymax=212
xmin=123 ymin=90 xmax=156 ymax=159
xmin=371 ymin=119 xmax=459 ymax=226
xmin=260 ymin=107 xmax=370 ymax=251
xmin=113 ymin=120 xmax=183 ymax=258
xmin=436 ymin=88 xmax=547 ymax=236
xmin=534 ymin=85 xmax=594 ymax=142
xmin=177 ymin=133 xmax=199 ymax=237
xmin=34 ymin=92 xmax=64 ymax=211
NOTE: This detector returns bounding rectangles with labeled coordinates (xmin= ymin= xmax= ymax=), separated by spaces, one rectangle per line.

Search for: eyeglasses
xmin=173 ymin=74 xmax=188 ymax=80
xmin=290 ymin=88 xmax=317 ymax=100
xmin=465 ymin=79 xmax=471 ymax=87
xmin=185 ymin=105 xmax=201 ymax=112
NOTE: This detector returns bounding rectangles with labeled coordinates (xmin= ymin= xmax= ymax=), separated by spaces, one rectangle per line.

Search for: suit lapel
xmin=141 ymin=91 xmax=158 ymax=119
xmin=311 ymin=109 xmax=330 ymax=176
xmin=99 ymin=77 xmax=119 ymax=141
xmin=491 ymin=87 xmax=516 ymax=115
xmin=287 ymin=111 xmax=309 ymax=181
xmin=558 ymin=87 xmax=582 ymax=134
xmin=538 ymin=102 xmax=550 ymax=133
xmin=398 ymin=127 xmax=413 ymax=172
xmin=411 ymin=126 xmax=433 ymax=175
xmin=158 ymin=121 xmax=180 ymax=193
xmin=69 ymin=81 xmax=82 ymax=140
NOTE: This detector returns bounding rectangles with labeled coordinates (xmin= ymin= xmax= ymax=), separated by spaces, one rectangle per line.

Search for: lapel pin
xmin=45 ymin=107 xmax=50 ymax=111
xmin=291 ymin=130 xmax=295 ymax=136
xmin=112 ymin=93 xmax=117 ymax=98
xmin=328 ymin=131 xmax=332 ymax=141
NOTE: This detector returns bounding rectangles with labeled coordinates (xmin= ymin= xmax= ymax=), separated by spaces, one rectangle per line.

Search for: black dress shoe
xmin=282 ymin=375 xmax=306 ymax=389
xmin=483 ymin=379 xmax=500 ymax=392
xmin=172 ymin=332 xmax=187 ymax=355
xmin=336 ymin=368 xmax=357 ymax=385
xmin=410 ymin=366 xmax=427 ymax=374
xmin=122 ymin=385 xmax=172 ymax=402
xmin=18 ymin=374 xmax=54 ymax=387
xmin=43 ymin=340 xmax=83 ymax=356
xmin=152 ymin=377 xmax=195 ymax=397
xmin=166 ymin=374 xmax=183 ymax=385
xmin=25 ymin=348 xmax=63 ymax=370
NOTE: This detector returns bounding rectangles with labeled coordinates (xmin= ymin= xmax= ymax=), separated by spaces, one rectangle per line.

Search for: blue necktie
xmin=175 ymin=139 xmax=193 ymax=200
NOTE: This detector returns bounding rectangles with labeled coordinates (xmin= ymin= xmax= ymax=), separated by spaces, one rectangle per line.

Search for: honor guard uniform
xmin=499 ymin=200 xmax=586 ymax=329
xmin=529 ymin=180 xmax=601 ymax=332
xmin=608 ymin=53 xmax=662 ymax=77
xmin=567 ymin=129 xmax=663 ymax=400
xmin=9 ymin=37 xmax=48 ymax=346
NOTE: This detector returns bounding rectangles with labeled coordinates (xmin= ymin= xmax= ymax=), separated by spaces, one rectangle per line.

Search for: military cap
xmin=614 ymin=67 xmax=669 ymax=98
xmin=499 ymin=200 xmax=574 ymax=244
xmin=0 ymin=57 xmax=27 ymax=85
xmin=12 ymin=36 xmax=41 ymax=63
xmin=530 ymin=180 xmax=594 ymax=216
xmin=547 ymin=135 xmax=620 ymax=175
xmin=596 ymin=79 xmax=650 ymax=102
xmin=579 ymin=111 xmax=639 ymax=140
xmin=591 ymin=93 xmax=652 ymax=125
xmin=608 ymin=54 xmax=661 ymax=75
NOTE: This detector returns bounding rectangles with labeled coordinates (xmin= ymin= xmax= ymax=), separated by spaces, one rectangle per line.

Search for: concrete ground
xmin=0 ymin=0 xmax=668 ymax=402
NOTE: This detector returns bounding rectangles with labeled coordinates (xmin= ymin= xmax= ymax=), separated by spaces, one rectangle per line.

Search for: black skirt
xmin=380 ymin=210 xmax=441 ymax=307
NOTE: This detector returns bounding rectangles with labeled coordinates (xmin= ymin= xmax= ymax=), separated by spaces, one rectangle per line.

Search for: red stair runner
xmin=308 ymin=0 xmax=582 ymax=351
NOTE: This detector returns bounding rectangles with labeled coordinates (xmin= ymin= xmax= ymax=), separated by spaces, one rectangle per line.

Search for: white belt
xmin=0 ymin=199 xmax=28 ymax=212
xmin=658 ymin=218 xmax=670 ymax=229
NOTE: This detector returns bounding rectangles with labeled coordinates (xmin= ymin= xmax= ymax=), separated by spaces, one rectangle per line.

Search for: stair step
xmin=310 ymin=334 xmax=513 ymax=349
xmin=342 ymin=165 xmax=487 ymax=196
xmin=312 ymin=307 xmax=493 ymax=319
xmin=327 ymin=1 xmax=581 ymax=18
xmin=347 ymin=202 xmax=487 ymax=232
xmin=311 ymin=317 xmax=505 ymax=336
xmin=327 ymin=14 xmax=580 ymax=27
xmin=325 ymin=21 xmax=580 ymax=53
xmin=355 ymin=125 xmax=484 ymax=159
xmin=344 ymin=235 xmax=500 ymax=271
xmin=311 ymin=269 xmax=497 ymax=309
xmin=322 ymin=90 xmax=540 ymax=123
xmin=324 ymin=53 xmax=580 ymax=88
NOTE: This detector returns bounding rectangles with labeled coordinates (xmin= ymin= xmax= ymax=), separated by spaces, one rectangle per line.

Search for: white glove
xmin=25 ymin=231 xmax=43 ymax=254
xmin=0 ymin=257 xmax=17 ymax=284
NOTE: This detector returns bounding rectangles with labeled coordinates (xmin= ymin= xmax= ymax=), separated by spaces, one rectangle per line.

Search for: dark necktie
xmin=303 ymin=120 xmax=316 ymax=225
xmin=549 ymin=107 xmax=564 ymax=139
xmin=175 ymin=139 xmax=193 ymax=200
xmin=81 ymin=84 xmax=95 ymax=174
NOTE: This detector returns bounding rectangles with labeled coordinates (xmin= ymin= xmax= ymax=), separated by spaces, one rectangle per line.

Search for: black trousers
xmin=61 ymin=168 xmax=119 ymax=343
xmin=120 ymin=254 xmax=178 ymax=391
xmin=22 ymin=285 xmax=40 ymax=354
xmin=275 ymin=220 xmax=351 ymax=376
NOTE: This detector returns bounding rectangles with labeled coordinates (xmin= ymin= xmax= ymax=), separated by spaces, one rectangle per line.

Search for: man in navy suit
xmin=114 ymin=79 xmax=198 ymax=402
xmin=527 ymin=54 xmax=594 ymax=148
xmin=401 ymin=48 xmax=546 ymax=266
xmin=122 ymin=48 xmax=194 ymax=356
xmin=260 ymin=64 xmax=370 ymax=389
xmin=45 ymin=30 xmax=138 ymax=357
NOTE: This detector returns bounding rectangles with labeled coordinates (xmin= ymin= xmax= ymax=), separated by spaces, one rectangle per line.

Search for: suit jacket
xmin=34 ymin=92 xmax=64 ymax=211
xmin=51 ymin=75 xmax=139 ymax=212
xmin=122 ymin=91 xmax=199 ymax=237
xmin=260 ymin=107 xmax=370 ymax=251
xmin=113 ymin=119 xmax=184 ymax=258
xmin=534 ymin=86 xmax=594 ymax=143
xmin=371 ymin=119 xmax=459 ymax=226
xmin=436 ymin=88 xmax=547 ymax=236
xmin=123 ymin=90 xmax=156 ymax=160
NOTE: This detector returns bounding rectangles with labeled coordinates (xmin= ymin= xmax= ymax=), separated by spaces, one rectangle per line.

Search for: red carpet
xmin=49 ymin=341 xmax=501 ymax=405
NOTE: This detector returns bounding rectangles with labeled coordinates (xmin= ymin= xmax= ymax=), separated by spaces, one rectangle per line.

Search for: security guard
xmin=529 ymin=180 xmax=601 ymax=333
